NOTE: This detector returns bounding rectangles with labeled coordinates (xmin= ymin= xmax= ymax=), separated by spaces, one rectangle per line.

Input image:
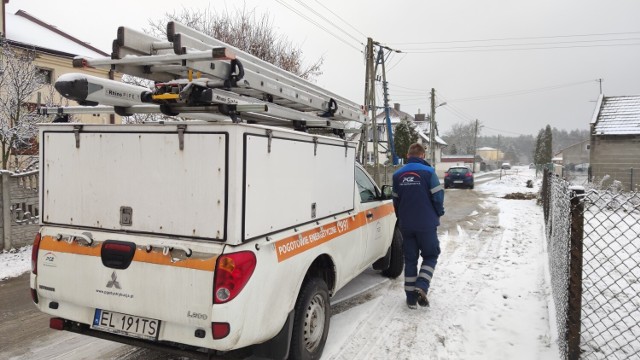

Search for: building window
xmin=585 ymin=144 xmax=590 ymax=150
xmin=36 ymin=68 xmax=53 ymax=84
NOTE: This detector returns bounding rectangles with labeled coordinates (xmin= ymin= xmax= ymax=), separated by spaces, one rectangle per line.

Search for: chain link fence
xmin=542 ymin=171 xmax=640 ymax=360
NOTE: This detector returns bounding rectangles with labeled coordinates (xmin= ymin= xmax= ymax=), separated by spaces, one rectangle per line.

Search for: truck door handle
xmin=366 ymin=212 xmax=374 ymax=219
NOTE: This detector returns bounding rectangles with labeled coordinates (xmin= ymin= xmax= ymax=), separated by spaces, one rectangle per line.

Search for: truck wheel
xmin=289 ymin=277 xmax=330 ymax=360
xmin=382 ymin=227 xmax=404 ymax=278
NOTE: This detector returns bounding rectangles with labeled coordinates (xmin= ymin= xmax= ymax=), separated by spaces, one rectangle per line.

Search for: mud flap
xmin=250 ymin=310 xmax=294 ymax=360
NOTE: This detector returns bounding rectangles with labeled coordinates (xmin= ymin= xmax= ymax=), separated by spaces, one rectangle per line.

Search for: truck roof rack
xmin=41 ymin=21 xmax=367 ymax=137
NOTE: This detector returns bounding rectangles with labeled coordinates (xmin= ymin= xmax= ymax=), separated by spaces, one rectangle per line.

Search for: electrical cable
xmin=401 ymin=36 xmax=640 ymax=51
xmin=272 ymin=0 xmax=363 ymax=53
xmin=312 ymin=0 xmax=368 ymax=38
xmin=388 ymin=30 xmax=640 ymax=46
xmin=386 ymin=52 xmax=408 ymax=73
xmin=402 ymin=41 xmax=640 ymax=54
xmin=449 ymin=80 xmax=594 ymax=102
xmin=292 ymin=0 xmax=364 ymax=46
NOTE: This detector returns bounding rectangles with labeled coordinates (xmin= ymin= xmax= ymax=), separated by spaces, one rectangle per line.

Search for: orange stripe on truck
xmin=275 ymin=203 xmax=395 ymax=262
xmin=38 ymin=236 xmax=217 ymax=271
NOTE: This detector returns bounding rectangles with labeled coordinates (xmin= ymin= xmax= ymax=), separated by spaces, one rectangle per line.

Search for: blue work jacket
xmin=392 ymin=157 xmax=445 ymax=231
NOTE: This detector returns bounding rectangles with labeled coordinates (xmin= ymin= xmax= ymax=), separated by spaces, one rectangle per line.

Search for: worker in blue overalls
xmin=392 ymin=143 xmax=445 ymax=309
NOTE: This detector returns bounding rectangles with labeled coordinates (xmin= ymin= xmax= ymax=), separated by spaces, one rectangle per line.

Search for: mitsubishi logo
xmin=106 ymin=271 xmax=121 ymax=289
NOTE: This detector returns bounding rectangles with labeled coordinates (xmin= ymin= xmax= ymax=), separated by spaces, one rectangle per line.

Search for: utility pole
xmin=362 ymin=38 xmax=380 ymax=184
xmin=429 ymin=88 xmax=436 ymax=167
xmin=496 ymin=134 xmax=501 ymax=168
xmin=360 ymin=39 xmax=373 ymax=165
xmin=377 ymin=46 xmax=399 ymax=165
xmin=473 ymin=119 xmax=479 ymax=173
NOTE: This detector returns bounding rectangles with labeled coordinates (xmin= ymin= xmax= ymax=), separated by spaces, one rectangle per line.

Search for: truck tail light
xmin=211 ymin=322 xmax=230 ymax=339
xmin=31 ymin=233 xmax=42 ymax=274
xmin=213 ymin=251 xmax=256 ymax=304
xmin=50 ymin=317 xmax=66 ymax=330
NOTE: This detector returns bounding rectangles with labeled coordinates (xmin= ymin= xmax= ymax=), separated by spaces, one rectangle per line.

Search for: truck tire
xmin=382 ymin=227 xmax=404 ymax=278
xmin=289 ymin=277 xmax=330 ymax=360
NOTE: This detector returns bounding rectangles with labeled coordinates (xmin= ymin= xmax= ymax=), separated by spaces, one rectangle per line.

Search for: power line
xmin=386 ymin=52 xmax=408 ymax=73
xmin=387 ymin=30 xmax=640 ymax=45
xmin=400 ymin=36 xmax=640 ymax=51
xmin=402 ymin=41 xmax=640 ymax=54
xmin=481 ymin=125 xmax=530 ymax=136
xmin=291 ymin=0 xmax=364 ymax=45
xmin=449 ymin=80 xmax=594 ymax=102
xmin=311 ymin=0 xmax=367 ymax=38
xmin=272 ymin=0 xmax=363 ymax=53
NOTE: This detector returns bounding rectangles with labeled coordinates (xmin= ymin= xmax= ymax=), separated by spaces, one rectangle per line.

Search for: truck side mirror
xmin=380 ymin=185 xmax=393 ymax=200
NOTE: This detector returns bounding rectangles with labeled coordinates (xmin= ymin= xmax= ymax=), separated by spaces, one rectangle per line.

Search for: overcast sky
xmin=7 ymin=0 xmax=640 ymax=136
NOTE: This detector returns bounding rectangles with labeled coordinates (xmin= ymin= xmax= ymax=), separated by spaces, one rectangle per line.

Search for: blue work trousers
xmin=401 ymin=228 xmax=440 ymax=300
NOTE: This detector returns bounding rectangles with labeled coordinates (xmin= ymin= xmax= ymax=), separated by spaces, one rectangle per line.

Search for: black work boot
xmin=406 ymin=298 xmax=417 ymax=310
xmin=414 ymin=288 xmax=429 ymax=307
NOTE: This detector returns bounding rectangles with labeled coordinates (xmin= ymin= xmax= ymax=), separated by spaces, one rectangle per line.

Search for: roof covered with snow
xmin=591 ymin=94 xmax=640 ymax=135
xmin=375 ymin=104 xmax=415 ymax=124
xmin=6 ymin=10 xmax=108 ymax=58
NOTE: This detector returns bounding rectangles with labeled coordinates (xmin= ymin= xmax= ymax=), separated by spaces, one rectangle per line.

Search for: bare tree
xmin=119 ymin=74 xmax=167 ymax=125
xmin=442 ymin=120 xmax=482 ymax=155
xmin=0 ymin=42 xmax=72 ymax=170
xmin=147 ymin=6 xmax=323 ymax=80
xmin=0 ymin=43 xmax=43 ymax=170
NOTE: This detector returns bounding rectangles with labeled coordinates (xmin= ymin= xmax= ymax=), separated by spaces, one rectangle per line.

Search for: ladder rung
xmin=167 ymin=21 xmax=365 ymax=118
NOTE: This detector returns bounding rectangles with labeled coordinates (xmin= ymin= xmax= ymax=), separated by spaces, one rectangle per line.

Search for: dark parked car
xmin=444 ymin=166 xmax=474 ymax=189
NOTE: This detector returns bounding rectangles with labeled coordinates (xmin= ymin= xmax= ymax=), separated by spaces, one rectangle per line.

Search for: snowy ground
xmin=0 ymin=246 xmax=31 ymax=281
xmin=0 ymin=167 xmax=561 ymax=360
xmin=323 ymin=167 xmax=560 ymax=360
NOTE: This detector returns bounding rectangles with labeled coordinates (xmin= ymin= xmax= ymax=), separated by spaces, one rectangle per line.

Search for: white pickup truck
xmin=30 ymin=121 xmax=403 ymax=359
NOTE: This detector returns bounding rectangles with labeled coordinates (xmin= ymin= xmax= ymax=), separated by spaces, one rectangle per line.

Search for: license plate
xmin=454 ymin=180 xmax=463 ymax=184
xmin=92 ymin=309 xmax=160 ymax=340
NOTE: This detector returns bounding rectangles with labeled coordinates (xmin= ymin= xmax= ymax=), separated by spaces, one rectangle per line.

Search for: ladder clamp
xmin=177 ymin=124 xmax=186 ymax=150
xmin=266 ymin=129 xmax=273 ymax=153
xmin=73 ymin=125 xmax=83 ymax=148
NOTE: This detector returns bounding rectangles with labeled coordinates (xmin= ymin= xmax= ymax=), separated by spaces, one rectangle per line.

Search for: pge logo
xmin=42 ymin=252 xmax=57 ymax=267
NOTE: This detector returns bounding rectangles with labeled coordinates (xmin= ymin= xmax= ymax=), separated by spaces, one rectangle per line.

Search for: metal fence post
xmin=2 ymin=171 xmax=12 ymax=251
xmin=567 ymin=187 xmax=585 ymax=360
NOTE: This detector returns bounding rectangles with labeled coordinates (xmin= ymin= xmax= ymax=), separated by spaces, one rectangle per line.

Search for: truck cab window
xmin=355 ymin=167 xmax=378 ymax=202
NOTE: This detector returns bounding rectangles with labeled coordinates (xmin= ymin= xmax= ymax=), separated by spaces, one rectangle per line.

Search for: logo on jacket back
xmin=400 ymin=172 xmax=421 ymax=186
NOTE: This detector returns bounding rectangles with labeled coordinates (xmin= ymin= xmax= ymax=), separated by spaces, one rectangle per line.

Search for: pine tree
xmin=543 ymin=125 xmax=553 ymax=164
xmin=533 ymin=129 xmax=544 ymax=165
xmin=394 ymin=119 xmax=419 ymax=159
xmin=533 ymin=125 xmax=553 ymax=166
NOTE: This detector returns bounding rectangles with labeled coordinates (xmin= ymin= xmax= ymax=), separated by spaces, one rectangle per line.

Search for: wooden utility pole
xmin=361 ymin=38 xmax=380 ymax=184
xmin=473 ymin=119 xmax=479 ymax=172
xmin=429 ymin=88 xmax=436 ymax=167
xmin=496 ymin=134 xmax=501 ymax=168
